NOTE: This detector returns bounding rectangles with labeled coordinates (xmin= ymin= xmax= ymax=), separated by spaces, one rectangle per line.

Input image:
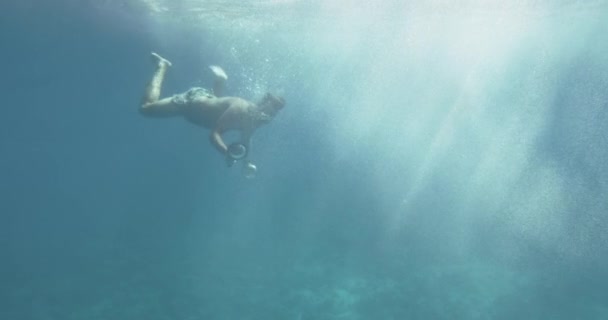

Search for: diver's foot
xmin=151 ymin=52 xmax=172 ymax=68
xmin=209 ymin=65 xmax=228 ymax=81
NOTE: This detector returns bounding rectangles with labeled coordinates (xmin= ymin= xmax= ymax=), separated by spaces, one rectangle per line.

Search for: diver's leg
xmin=142 ymin=52 xmax=172 ymax=105
xmin=140 ymin=53 xmax=181 ymax=117
xmin=209 ymin=65 xmax=228 ymax=97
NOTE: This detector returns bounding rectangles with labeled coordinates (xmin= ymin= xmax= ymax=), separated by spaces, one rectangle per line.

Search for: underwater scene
xmin=1 ymin=0 xmax=607 ymax=319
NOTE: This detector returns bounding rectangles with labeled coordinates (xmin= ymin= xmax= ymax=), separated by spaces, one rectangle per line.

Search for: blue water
xmin=1 ymin=1 xmax=607 ymax=319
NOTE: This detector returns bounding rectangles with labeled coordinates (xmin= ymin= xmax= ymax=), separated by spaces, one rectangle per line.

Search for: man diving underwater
xmin=139 ymin=52 xmax=285 ymax=178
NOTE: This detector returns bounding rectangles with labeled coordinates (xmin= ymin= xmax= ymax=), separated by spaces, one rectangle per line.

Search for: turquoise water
xmin=1 ymin=1 xmax=607 ymax=319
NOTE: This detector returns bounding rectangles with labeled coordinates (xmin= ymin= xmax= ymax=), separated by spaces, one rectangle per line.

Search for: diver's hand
xmin=242 ymin=161 xmax=257 ymax=179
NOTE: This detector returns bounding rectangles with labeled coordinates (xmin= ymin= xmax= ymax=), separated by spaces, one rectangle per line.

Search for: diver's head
xmin=257 ymin=93 xmax=285 ymax=117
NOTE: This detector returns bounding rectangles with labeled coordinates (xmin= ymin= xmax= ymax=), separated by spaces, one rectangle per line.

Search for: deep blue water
xmin=1 ymin=1 xmax=608 ymax=319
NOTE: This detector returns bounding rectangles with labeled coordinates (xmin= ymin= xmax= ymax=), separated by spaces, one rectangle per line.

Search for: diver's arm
xmin=211 ymin=129 xmax=239 ymax=167
xmin=211 ymin=105 xmax=239 ymax=156
xmin=212 ymin=104 xmax=245 ymax=166
xmin=210 ymin=128 xmax=228 ymax=156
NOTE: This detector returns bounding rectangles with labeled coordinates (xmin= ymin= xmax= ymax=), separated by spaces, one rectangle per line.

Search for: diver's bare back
xmin=184 ymin=96 xmax=253 ymax=130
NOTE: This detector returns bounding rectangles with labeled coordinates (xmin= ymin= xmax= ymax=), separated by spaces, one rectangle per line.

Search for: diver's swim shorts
xmin=171 ymin=87 xmax=215 ymax=105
